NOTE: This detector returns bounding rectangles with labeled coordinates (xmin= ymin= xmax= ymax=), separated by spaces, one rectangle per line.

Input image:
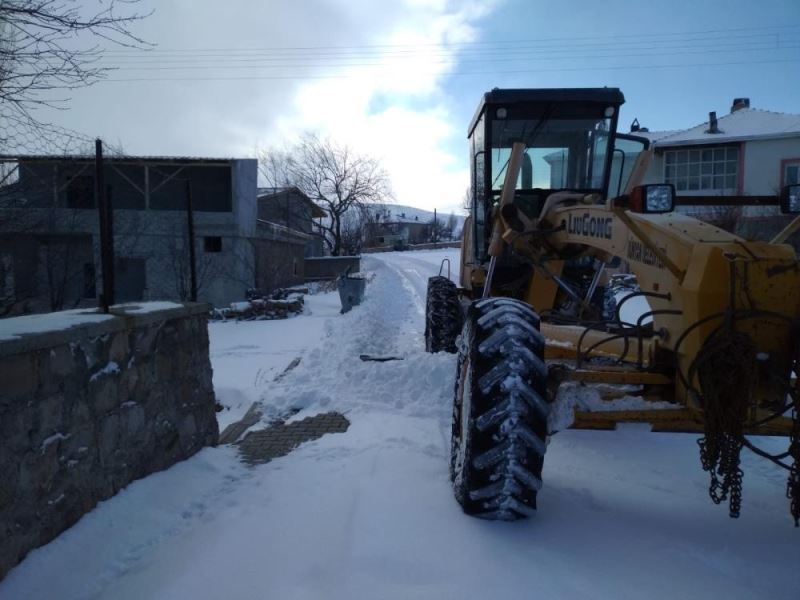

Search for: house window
xmin=784 ymin=161 xmax=800 ymax=186
xmin=66 ymin=175 xmax=95 ymax=208
xmin=664 ymin=146 xmax=738 ymax=192
xmin=204 ymin=236 xmax=222 ymax=252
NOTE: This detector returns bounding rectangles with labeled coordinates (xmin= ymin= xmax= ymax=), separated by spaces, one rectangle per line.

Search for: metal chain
xmin=787 ymin=357 xmax=800 ymax=526
xmin=695 ymin=330 xmax=754 ymax=519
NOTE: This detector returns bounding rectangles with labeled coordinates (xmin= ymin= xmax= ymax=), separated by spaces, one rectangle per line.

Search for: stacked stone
xmin=0 ymin=304 xmax=218 ymax=580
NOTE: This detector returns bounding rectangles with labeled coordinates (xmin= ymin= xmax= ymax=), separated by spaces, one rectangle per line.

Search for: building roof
xmin=624 ymin=130 xmax=681 ymax=143
xmin=469 ymin=87 xmax=625 ymax=136
xmin=639 ymin=109 xmax=800 ymax=148
xmin=257 ymin=186 xmax=326 ymax=218
xmin=0 ymin=154 xmax=243 ymax=165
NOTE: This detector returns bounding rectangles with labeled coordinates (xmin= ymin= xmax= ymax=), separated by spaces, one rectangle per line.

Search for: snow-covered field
xmin=2 ymin=249 xmax=799 ymax=599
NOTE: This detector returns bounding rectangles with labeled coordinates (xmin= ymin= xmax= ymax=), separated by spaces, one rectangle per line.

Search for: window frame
xmin=662 ymin=144 xmax=740 ymax=195
xmin=781 ymin=157 xmax=800 ymax=188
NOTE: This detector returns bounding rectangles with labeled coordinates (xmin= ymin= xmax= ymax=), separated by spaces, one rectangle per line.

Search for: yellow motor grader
xmin=425 ymin=88 xmax=800 ymax=522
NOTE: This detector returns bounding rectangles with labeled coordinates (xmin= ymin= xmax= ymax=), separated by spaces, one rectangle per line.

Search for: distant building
xmin=257 ymin=187 xmax=326 ymax=257
xmin=0 ymin=155 xmax=322 ymax=315
xmin=365 ymin=207 xmax=431 ymax=248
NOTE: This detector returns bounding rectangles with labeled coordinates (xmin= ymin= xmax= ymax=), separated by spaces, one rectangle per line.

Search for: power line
xmin=101 ymin=57 xmax=800 ymax=83
xmin=97 ymin=45 xmax=800 ymax=72
xmin=99 ymin=23 xmax=798 ymax=54
xmin=96 ymin=38 xmax=800 ymax=66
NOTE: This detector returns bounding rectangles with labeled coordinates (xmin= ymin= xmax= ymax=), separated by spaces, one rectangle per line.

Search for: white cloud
xmin=23 ymin=0 xmax=500 ymax=211
xmin=265 ymin=0 xmax=500 ymax=210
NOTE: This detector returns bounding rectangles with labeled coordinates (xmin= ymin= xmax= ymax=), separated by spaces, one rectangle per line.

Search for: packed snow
xmin=2 ymin=249 xmax=798 ymax=600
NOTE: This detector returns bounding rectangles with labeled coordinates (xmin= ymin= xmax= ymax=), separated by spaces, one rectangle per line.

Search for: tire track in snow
xmin=370 ymin=255 xmax=427 ymax=317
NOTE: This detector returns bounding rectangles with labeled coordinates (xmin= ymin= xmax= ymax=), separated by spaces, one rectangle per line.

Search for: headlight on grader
xmin=630 ymin=184 xmax=675 ymax=214
xmin=781 ymin=183 xmax=800 ymax=214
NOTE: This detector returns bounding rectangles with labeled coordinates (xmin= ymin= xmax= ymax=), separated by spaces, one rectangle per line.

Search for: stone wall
xmin=304 ymin=256 xmax=361 ymax=281
xmin=0 ymin=303 xmax=218 ymax=580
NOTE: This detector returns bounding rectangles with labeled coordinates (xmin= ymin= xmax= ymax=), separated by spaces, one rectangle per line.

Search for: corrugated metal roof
xmin=0 ymin=154 xmax=247 ymax=164
xmin=257 ymin=186 xmax=326 ymax=218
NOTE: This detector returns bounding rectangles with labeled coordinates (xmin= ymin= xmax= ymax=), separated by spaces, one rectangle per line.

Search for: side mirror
xmin=780 ymin=184 xmax=800 ymax=214
xmin=630 ymin=184 xmax=675 ymax=214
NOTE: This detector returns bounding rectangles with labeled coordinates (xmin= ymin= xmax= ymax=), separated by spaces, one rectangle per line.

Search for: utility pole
xmin=185 ymin=180 xmax=198 ymax=302
xmin=95 ymin=139 xmax=114 ymax=311
xmin=433 ymin=208 xmax=438 ymax=246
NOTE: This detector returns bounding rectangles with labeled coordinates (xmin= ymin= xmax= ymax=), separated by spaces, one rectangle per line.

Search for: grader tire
xmin=425 ymin=276 xmax=463 ymax=353
xmin=450 ymin=297 xmax=549 ymax=520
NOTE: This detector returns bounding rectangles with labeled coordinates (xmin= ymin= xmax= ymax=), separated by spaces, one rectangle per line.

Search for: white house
xmin=631 ymin=98 xmax=800 ymax=197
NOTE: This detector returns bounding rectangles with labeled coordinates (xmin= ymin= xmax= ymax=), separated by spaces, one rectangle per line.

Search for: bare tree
xmin=427 ymin=214 xmax=454 ymax=243
xmin=461 ymin=187 xmax=472 ymax=213
xmin=260 ymin=133 xmax=392 ymax=256
xmin=340 ymin=205 xmax=369 ymax=255
xmin=446 ymin=212 xmax=458 ymax=239
xmin=0 ymin=0 xmax=151 ymax=129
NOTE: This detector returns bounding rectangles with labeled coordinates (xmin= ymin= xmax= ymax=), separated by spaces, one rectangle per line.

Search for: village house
xmin=630 ymin=98 xmax=800 ymax=237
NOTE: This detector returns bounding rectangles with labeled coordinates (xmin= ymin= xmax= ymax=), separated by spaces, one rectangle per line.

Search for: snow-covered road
xmin=2 ymin=249 xmax=799 ymax=600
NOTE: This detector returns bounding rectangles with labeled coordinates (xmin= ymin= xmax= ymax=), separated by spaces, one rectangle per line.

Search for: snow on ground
xmin=3 ymin=249 xmax=799 ymax=600
xmin=209 ymin=291 xmax=342 ymax=430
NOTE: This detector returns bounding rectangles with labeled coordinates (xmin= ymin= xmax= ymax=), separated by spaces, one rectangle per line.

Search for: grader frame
xmin=439 ymin=87 xmax=800 ymax=522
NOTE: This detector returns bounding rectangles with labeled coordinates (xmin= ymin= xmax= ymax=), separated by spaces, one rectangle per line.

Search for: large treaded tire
xmin=450 ymin=297 xmax=549 ymax=520
xmin=425 ymin=276 xmax=463 ymax=353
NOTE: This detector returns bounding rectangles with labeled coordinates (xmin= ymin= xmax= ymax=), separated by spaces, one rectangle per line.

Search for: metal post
xmin=185 ymin=179 xmax=198 ymax=302
xmin=106 ymin=184 xmax=114 ymax=306
xmin=95 ymin=139 xmax=114 ymax=311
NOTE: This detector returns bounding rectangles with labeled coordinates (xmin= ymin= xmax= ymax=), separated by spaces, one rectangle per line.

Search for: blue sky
xmin=28 ymin=0 xmax=800 ymax=213
xmin=442 ymin=0 xmax=799 ymax=151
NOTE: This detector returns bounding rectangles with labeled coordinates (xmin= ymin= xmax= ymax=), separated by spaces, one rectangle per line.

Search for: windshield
xmin=490 ymin=116 xmax=613 ymax=192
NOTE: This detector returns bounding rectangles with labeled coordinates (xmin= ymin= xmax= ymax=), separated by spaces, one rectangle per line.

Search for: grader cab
xmin=425 ymin=88 xmax=800 ymax=522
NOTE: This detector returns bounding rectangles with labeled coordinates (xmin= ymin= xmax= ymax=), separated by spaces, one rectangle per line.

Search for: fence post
xmin=185 ymin=180 xmax=198 ymax=302
xmin=95 ymin=139 xmax=114 ymax=311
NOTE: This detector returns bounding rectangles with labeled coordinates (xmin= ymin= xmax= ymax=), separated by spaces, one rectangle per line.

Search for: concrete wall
xmin=0 ymin=303 xmax=218 ymax=580
xmin=0 ymin=209 xmax=256 ymax=312
xmin=1 ymin=158 xmax=263 ymax=313
xmin=742 ymin=138 xmax=800 ymax=195
xmin=232 ymin=160 xmax=258 ymax=238
xmin=304 ymin=256 xmax=360 ymax=280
